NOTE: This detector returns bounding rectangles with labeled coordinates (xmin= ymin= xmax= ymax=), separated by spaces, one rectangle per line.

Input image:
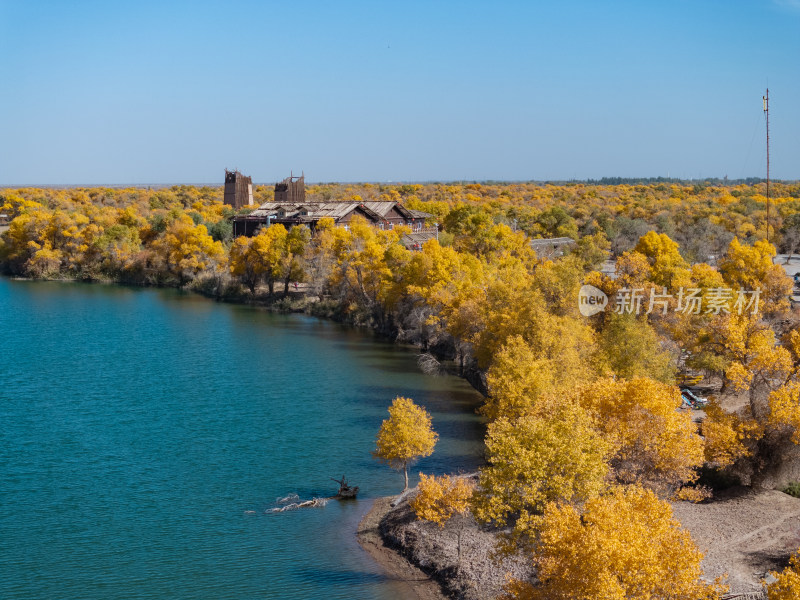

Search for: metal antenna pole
xmin=764 ymin=88 xmax=770 ymax=243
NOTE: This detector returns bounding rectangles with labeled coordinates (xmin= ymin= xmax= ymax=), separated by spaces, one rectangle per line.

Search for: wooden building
xmin=232 ymin=200 xmax=432 ymax=238
xmin=274 ymin=173 xmax=305 ymax=204
xmin=223 ymin=170 xmax=254 ymax=209
xmin=401 ymin=227 xmax=440 ymax=251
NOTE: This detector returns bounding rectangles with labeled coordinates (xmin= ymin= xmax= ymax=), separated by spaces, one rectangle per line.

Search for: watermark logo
xmin=578 ymin=285 xmax=762 ymax=316
xmin=578 ymin=285 xmax=609 ymax=316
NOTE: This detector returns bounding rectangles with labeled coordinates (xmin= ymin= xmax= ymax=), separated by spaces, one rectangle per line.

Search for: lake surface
xmin=0 ymin=279 xmax=485 ymax=600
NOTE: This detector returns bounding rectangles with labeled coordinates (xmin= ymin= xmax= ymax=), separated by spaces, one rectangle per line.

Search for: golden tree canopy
xmin=503 ymin=485 xmax=725 ymax=600
xmin=767 ymin=547 xmax=800 ymax=600
xmin=410 ymin=473 xmax=474 ymax=528
xmin=473 ymin=401 xmax=611 ymax=545
xmin=373 ymin=397 xmax=438 ymax=491
xmin=718 ymin=238 xmax=791 ymax=314
xmin=574 ymin=377 xmax=705 ymax=491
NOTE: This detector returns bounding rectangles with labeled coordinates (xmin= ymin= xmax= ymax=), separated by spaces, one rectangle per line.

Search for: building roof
xmin=402 ymin=230 xmax=437 ymax=246
xmin=406 ymin=208 xmax=435 ymax=220
xmin=249 ymin=202 xmax=359 ymax=221
xmin=529 ymin=236 xmax=576 ymax=248
xmin=248 ymin=201 xmax=432 ymax=223
xmin=529 ymin=236 xmax=577 ymax=259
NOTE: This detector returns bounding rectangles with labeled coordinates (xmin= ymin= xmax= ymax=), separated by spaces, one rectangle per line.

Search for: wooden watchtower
xmin=224 ymin=169 xmax=254 ymax=209
xmin=274 ymin=172 xmax=305 ymax=204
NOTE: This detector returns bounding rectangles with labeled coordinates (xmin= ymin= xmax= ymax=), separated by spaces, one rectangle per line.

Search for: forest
xmin=4 ymin=180 xmax=800 ymax=598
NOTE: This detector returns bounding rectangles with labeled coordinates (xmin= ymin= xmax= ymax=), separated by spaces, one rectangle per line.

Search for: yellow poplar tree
xmin=718 ymin=238 xmax=791 ymax=314
xmin=767 ymin=548 xmax=800 ymax=599
xmin=152 ymin=214 xmax=225 ymax=285
xmin=574 ymin=377 xmax=705 ymax=492
xmin=410 ymin=473 xmax=474 ymax=527
xmin=248 ymin=224 xmax=288 ymax=295
xmin=473 ymin=400 xmax=611 ymax=548
xmin=633 ymin=230 xmax=692 ymax=288
xmin=503 ymin=485 xmax=726 ymax=600
xmin=229 ymin=235 xmax=259 ymax=293
xmin=483 ymin=334 xmax=593 ymax=422
xmin=596 ymin=313 xmax=676 ymax=384
xmin=768 ymin=382 xmax=800 ymax=443
xmin=411 ymin=473 xmax=475 ymax=564
xmin=373 ymin=397 xmax=438 ymax=492
xmin=701 ymin=399 xmax=761 ymax=468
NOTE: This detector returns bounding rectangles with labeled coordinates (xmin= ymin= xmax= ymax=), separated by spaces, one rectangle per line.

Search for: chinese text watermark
xmin=579 ymin=285 xmax=761 ymax=317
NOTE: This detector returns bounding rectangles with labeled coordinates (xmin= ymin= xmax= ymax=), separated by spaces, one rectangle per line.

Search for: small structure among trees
xmin=233 ymin=200 xmax=431 ymax=237
xmin=223 ymin=169 xmax=253 ymax=210
xmin=274 ymin=173 xmax=305 ymax=204
xmin=230 ymin=171 xmax=431 ymax=237
xmin=529 ymin=236 xmax=576 ymax=259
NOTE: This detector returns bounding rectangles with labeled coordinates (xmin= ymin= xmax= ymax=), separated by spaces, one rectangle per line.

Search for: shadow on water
xmin=364 ymin=360 xmax=435 ymax=376
xmin=292 ymin=566 xmax=394 ymax=586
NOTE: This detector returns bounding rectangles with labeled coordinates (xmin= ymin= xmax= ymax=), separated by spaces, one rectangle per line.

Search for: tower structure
xmin=274 ymin=172 xmax=305 ymax=204
xmin=224 ymin=169 xmax=254 ymax=209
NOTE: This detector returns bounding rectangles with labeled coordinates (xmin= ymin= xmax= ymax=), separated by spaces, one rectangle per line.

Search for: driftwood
xmin=391 ymin=487 xmax=416 ymax=507
xmin=263 ymin=476 xmax=359 ymax=514
xmin=267 ymin=497 xmax=328 ymax=513
xmin=331 ymin=475 xmax=359 ymax=499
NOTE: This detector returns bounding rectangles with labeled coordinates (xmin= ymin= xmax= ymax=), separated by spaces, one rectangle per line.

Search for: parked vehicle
xmin=680 ymin=388 xmax=708 ymax=409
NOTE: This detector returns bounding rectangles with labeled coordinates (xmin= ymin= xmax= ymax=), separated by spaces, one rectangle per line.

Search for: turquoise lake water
xmin=0 ymin=278 xmax=485 ymax=600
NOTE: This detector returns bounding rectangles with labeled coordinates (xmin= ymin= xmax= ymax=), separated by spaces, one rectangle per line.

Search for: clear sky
xmin=1 ymin=0 xmax=798 ymax=184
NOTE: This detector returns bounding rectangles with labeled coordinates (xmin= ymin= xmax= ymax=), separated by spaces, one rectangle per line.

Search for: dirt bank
xmin=357 ymin=497 xmax=448 ymax=600
xmin=357 ymin=489 xmax=532 ymax=600
xmin=359 ymin=486 xmax=800 ymax=599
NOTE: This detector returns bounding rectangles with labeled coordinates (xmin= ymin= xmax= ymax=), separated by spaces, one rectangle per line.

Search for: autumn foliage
xmin=7 ymin=180 xmax=800 ymax=595
xmin=373 ymin=397 xmax=438 ymax=492
xmin=767 ymin=547 xmax=800 ymax=599
xmin=410 ymin=473 xmax=474 ymax=527
xmin=502 ymin=485 xmax=726 ymax=600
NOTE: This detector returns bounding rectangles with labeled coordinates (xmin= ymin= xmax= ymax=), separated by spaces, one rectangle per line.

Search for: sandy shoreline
xmin=357 ymin=497 xmax=448 ymax=600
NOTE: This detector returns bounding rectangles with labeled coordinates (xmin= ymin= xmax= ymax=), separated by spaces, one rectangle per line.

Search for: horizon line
xmin=1 ymin=176 xmax=797 ymax=189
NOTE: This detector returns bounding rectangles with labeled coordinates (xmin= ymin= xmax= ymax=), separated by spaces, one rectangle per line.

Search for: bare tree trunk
xmin=457 ymin=526 xmax=463 ymax=566
xmin=403 ymin=462 xmax=409 ymax=492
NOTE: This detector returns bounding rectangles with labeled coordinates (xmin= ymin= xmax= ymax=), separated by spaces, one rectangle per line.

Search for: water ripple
xmin=0 ymin=279 xmax=485 ymax=600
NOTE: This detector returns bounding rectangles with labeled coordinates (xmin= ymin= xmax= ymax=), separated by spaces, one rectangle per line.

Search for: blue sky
xmin=1 ymin=0 xmax=798 ymax=184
